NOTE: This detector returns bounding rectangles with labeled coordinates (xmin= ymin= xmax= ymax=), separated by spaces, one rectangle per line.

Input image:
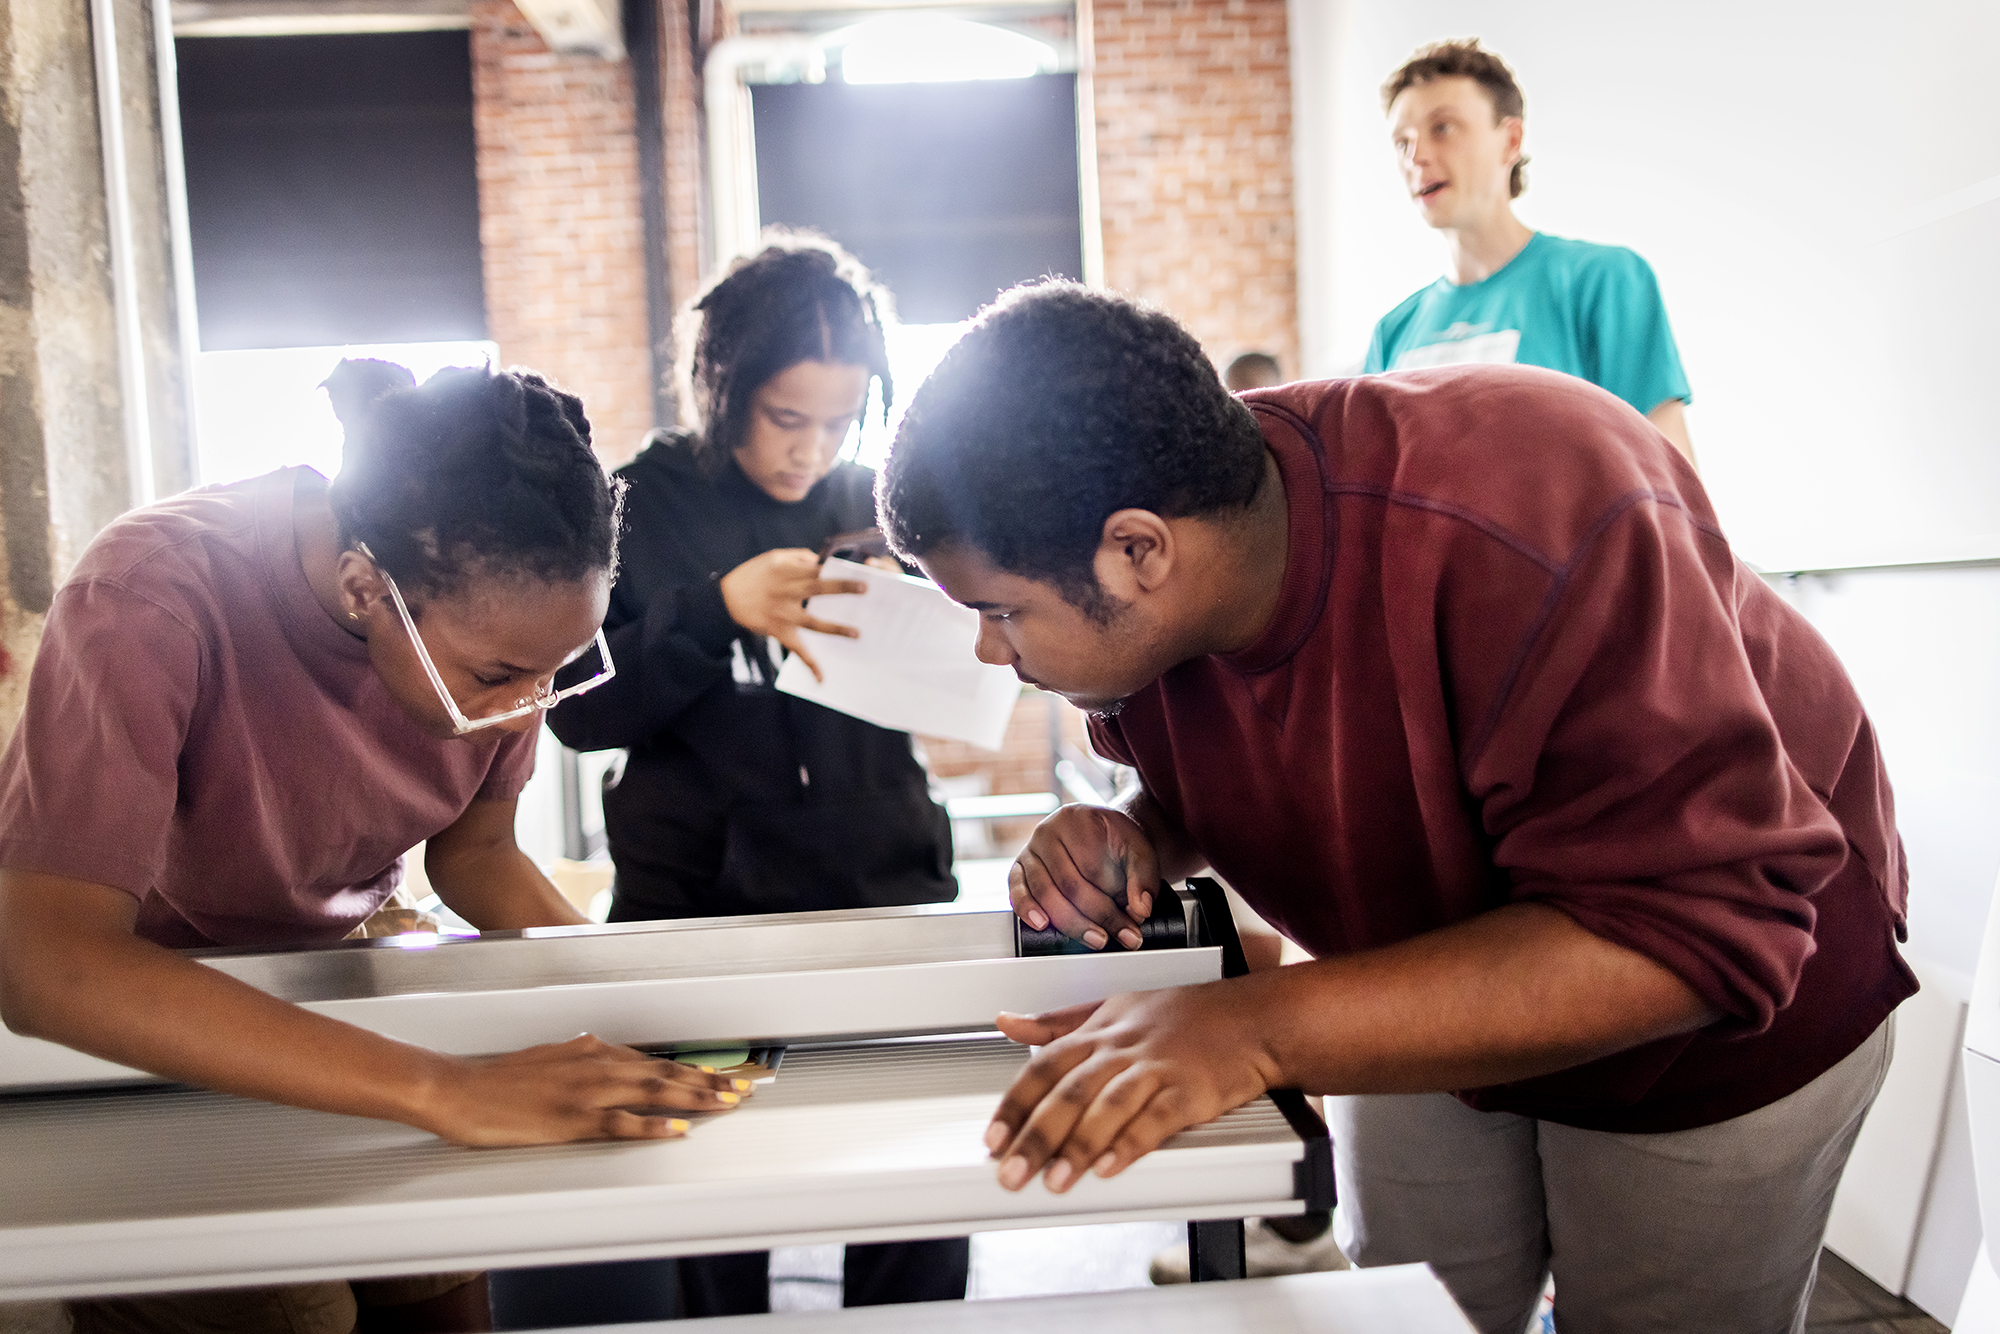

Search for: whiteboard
xmin=1289 ymin=0 xmax=2000 ymax=572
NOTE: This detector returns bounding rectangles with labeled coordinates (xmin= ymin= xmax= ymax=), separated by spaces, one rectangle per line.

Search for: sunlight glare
xmin=834 ymin=17 xmax=1054 ymax=85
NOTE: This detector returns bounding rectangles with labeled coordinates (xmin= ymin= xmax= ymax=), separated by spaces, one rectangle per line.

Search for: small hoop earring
xmin=348 ymin=611 xmax=360 ymax=621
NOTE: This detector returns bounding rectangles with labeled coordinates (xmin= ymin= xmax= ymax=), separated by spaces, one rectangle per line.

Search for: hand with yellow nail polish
xmin=410 ymin=1033 xmax=744 ymax=1147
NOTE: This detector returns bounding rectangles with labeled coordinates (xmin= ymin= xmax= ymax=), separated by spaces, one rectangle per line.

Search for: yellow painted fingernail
xmin=717 ymin=1091 xmax=740 ymax=1105
xmin=733 ymin=1078 xmax=753 ymax=1091
xmin=697 ymin=1065 xmax=718 ymax=1074
xmin=668 ymin=1119 xmax=689 ymax=1133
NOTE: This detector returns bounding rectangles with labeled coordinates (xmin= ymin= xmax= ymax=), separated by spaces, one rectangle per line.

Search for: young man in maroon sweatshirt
xmin=878 ymin=283 xmax=1914 ymax=1334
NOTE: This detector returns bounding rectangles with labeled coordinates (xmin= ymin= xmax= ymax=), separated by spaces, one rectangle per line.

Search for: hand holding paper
xmin=719 ymin=548 xmax=867 ymax=681
xmin=774 ymin=558 xmax=1023 ymax=749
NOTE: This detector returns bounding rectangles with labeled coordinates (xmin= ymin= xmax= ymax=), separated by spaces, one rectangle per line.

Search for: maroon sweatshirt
xmin=1090 ymin=367 xmax=1915 ymax=1133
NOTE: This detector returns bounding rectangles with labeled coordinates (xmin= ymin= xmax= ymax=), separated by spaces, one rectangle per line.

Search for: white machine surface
xmin=1958 ymin=878 xmax=2000 ymax=1329
xmin=647 ymin=1266 xmax=1476 ymax=1333
xmin=0 ymin=887 xmax=1331 ymax=1303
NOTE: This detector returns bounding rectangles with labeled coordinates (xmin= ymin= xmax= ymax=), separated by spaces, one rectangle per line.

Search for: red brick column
xmin=470 ymin=0 xmax=657 ymax=465
xmin=1091 ymin=0 xmax=1299 ymax=376
xmin=658 ymin=0 xmax=703 ymax=371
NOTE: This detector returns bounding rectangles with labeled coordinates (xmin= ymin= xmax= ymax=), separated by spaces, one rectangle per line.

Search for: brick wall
xmin=1092 ymin=0 xmax=1299 ymax=378
xmin=471 ymin=0 xmax=657 ymax=466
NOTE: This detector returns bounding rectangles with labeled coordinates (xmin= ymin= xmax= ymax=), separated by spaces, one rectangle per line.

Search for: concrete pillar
xmin=0 ymin=0 xmax=196 ymax=741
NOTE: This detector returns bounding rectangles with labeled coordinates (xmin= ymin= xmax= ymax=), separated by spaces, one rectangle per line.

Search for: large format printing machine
xmin=0 ymin=878 xmax=1383 ymax=1321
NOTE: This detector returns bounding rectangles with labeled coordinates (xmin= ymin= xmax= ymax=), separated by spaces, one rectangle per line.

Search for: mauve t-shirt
xmin=0 ymin=468 xmax=538 ymax=949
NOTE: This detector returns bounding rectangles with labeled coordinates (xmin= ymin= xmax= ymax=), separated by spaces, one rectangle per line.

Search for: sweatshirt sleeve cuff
xmin=670 ymin=576 xmax=739 ymax=657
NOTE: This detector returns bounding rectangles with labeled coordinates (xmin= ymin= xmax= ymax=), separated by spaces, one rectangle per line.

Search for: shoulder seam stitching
xmin=1243 ymin=400 xmax=1728 ymax=770
xmin=1463 ymin=487 xmax=1724 ymax=769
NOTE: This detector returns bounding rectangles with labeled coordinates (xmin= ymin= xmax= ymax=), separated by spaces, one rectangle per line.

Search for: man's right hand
xmin=1011 ymin=805 xmax=1160 ymax=951
xmin=414 ymin=1034 xmax=750 ymax=1147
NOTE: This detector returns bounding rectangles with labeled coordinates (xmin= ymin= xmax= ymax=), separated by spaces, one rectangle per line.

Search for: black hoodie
xmin=547 ymin=432 xmax=955 ymax=919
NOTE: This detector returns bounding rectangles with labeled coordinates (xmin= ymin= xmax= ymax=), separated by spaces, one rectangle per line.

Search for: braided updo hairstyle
xmin=678 ymin=232 xmax=894 ymax=468
xmin=325 ymin=361 xmax=624 ymax=603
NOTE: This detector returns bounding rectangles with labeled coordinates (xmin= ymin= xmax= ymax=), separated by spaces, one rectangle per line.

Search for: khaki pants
xmin=1330 ymin=1018 xmax=1893 ymax=1334
xmin=67 ymin=1273 xmax=481 ymax=1334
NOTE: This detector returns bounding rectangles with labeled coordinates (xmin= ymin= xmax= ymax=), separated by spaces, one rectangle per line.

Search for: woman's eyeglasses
xmin=356 ymin=543 xmax=615 ymax=735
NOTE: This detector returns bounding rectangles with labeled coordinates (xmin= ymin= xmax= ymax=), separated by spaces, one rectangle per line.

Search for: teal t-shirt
xmin=1364 ymin=233 xmax=1691 ymax=415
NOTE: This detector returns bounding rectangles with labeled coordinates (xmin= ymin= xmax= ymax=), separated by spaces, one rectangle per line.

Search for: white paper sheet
xmin=774 ymin=558 xmax=1023 ymax=750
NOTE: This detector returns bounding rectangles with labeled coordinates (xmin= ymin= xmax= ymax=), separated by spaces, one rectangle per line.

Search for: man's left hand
xmin=985 ymin=980 xmax=1281 ymax=1193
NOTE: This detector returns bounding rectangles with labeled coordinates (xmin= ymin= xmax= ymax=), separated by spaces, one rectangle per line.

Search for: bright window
xmin=830 ymin=17 xmax=1055 ymax=85
xmin=192 ymin=339 xmax=497 ymax=485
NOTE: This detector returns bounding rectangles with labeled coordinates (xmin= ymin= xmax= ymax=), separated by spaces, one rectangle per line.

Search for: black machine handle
xmin=1188 ymin=875 xmax=1335 ymax=1213
xmin=1014 ymin=881 xmax=1195 ymax=956
xmin=1183 ymin=875 xmax=1249 ymax=978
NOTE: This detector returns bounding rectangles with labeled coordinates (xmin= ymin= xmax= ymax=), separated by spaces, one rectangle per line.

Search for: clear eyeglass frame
xmin=355 ymin=542 xmax=615 ymax=736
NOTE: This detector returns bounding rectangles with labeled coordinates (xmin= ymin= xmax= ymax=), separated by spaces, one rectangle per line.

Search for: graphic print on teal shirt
xmin=1364 ymin=232 xmax=1691 ymax=415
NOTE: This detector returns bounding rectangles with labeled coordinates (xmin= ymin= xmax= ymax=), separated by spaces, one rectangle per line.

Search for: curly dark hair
xmin=679 ymin=233 xmax=894 ymax=467
xmin=1382 ymin=38 xmax=1530 ymax=199
xmin=878 ymin=282 xmax=1267 ymax=616
xmin=325 ymin=360 xmax=624 ymax=603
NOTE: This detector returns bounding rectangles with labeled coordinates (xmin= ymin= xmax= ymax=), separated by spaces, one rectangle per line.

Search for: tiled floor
xmin=774 ymin=1230 xmax=1956 ymax=1330
xmin=1807 ymin=1250 xmax=1950 ymax=1332
xmin=768 ymin=1220 xmax=1182 ymax=1311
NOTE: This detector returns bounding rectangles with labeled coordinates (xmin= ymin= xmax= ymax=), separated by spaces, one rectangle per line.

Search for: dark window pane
xmin=752 ymin=76 xmax=1082 ymax=325
xmin=177 ymin=31 xmax=486 ymax=350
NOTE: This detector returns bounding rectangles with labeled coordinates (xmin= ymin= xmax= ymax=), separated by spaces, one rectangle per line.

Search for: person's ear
xmin=334 ymin=550 xmax=391 ymax=626
xmin=1093 ymin=509 xmax=1176 ymax=600
xmin=1500 ymin=115 xmax=1525 ymax=168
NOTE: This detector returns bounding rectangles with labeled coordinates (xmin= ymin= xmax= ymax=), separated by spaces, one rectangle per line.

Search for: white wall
xmin=1287 ymin=0 xmax=2000 ymax=573
xmin=1770 ymin=566 xmax=2000 ymax=1317
xmin=1774 ymin=566 xmax=2000 ymax=979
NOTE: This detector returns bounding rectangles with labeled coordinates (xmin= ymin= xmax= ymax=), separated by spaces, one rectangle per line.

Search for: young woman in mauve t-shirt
xmin=0 ymin=366 xmax=748 ymax=1329
xmin=0 ymin=361 xmax=750 ymax=1134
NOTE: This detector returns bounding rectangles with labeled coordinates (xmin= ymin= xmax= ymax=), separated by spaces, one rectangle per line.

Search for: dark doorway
xmin=177 ymin=31 xmax=486 ymax=350
xmin=751 ymin=76 xmax=1083 ymax=324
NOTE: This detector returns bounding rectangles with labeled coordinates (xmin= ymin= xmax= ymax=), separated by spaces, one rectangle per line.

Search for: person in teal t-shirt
xmin=1367 ymin=39 xmax=1696 ymax=465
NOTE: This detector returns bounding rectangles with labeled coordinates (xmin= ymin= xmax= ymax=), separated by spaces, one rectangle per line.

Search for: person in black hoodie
xmin=546 ymin=235 xmax=968 ymax=1317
